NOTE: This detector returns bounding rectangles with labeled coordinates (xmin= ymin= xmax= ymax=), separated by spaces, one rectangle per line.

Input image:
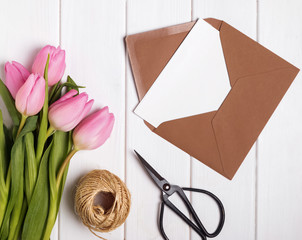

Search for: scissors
xmin=134 ymin=150 xmax=225 ymax=240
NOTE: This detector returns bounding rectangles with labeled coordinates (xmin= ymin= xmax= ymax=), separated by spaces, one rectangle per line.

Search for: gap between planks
xmin=255 ymin=0 xmax=260 ymax=239
xmin=124 ymin=0 xmax=129 ymax=239
xmin=58 ymin=0 xmax=62 ymax=239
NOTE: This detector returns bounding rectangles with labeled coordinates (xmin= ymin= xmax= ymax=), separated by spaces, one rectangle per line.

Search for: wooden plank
xmin=0 ymin=1 xmax=59 ymax=239
xmin=191 ymin=1 xmax=257 ymax=239
xmin=125 ymin=0 xmax=192 ymax=239
xmin=257 ymin=0 xmax=302 ymax=239
xmin=59 ymin=0 xmax=126 ymax=239
xmin=0 ymin=0 xmax=59 ymax=126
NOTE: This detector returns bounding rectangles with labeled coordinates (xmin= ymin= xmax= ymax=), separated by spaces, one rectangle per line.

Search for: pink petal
xmin=73 ymin=107 xmax=115 ymax=150
xmin=88 ymin=113 xmax=115 ymax=149
xmin=5 ymin=63 xmax=23 ymax=98
xmin=26 ymin=76 xmax=45 ymax=116
xmin=48 ymin=50 xmax=66 ymax=86
xmin=15 ymin=74 xmax=37 ymax=115
xmin=12 ymin=61 xmax=30 ymax=80
xmin=49 ymin=93 xmax=88 ymax=130
xmin=32 ymin=45 xmax=53 ymax=76
xmin=55 ymin=99 xmax=94 ymax=132
xmin=49 ymin=89 xmax=78 ymax=110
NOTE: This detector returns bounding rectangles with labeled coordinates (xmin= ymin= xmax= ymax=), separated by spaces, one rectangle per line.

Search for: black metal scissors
xmin=134 ymin=150 xmax=225 ymax=240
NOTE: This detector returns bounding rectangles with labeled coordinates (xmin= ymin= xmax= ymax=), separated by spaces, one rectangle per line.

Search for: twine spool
xmin=75 ymin=170 xmax=131 ymax=239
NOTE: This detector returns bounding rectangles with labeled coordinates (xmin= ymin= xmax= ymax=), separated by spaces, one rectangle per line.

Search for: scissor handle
xmin=159 ymin=186 xmax=225 ymax=240
xmin=182 ymin=187 xmax=225 ymax=237
xmin=159 ymin=199 xmax=206 ymax=240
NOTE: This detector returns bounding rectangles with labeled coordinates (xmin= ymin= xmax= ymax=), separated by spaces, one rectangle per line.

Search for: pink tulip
xmin=15 ymin=73 xmax=45 ymax=116
xmin=5 ymin=61 xmax=30 ymax=99
xmin=32 ymin=45 xmax=66 ymax=86
xmin=48 ymin=89 xmax=93 ymax=132
xmin=73 ymin=106 xmax=115 ymax=150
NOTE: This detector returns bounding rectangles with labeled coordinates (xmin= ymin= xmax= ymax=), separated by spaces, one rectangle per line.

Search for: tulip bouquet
xmin=0 ymin=45 xmax=114 ymax=240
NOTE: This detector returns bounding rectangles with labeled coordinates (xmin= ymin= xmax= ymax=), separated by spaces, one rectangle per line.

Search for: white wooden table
xmin=0 ymin=0 xmax=302 ymax=239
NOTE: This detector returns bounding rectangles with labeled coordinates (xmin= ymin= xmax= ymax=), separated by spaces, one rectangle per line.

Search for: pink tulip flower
xmin=15 ymin=73 xmax=45 ymax=116
xmin=32 ymin=45 xmax=66 ymax=86
xmin=48 ymin=89 xmax=93 ymax=132
xmin=73 ymin=106 xmax=115 ymax=150
xmin=5 ymin=61 xmax=30 ymax=99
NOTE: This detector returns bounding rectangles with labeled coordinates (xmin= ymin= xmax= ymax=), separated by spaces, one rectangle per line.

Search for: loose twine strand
xmin=75 ymin=170 xmax=131 ymax=240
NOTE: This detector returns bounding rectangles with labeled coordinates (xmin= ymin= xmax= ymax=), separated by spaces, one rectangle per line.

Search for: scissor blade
xmin=134 ymin=150 xmax=167 ymax=190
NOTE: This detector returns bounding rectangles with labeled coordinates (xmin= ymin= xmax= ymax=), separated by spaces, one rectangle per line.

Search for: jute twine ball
xmin=75 ymin=170 xmax=131 ymax=239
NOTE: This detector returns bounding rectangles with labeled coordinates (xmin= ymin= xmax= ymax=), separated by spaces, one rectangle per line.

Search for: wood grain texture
xmin=192 ymin=1 xmax=257 ymax=239
xmin=59 ymin=0 xmax=126 ymax=239
xmin=0 ymin=1 xmax=59 ymax=239
xmin=0 ymin=0 xmax=59 ymax=126
xmin=257 ymin=0 xmax=302 ymax=239
xmin=126 ymin=0 xmax=192 ymax=239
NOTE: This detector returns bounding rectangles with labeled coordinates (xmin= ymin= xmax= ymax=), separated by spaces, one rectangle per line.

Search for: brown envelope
xmin=125 ymin=18 xmax=300 ymax=180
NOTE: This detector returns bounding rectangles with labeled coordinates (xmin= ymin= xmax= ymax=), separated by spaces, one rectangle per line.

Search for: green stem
xmin=10 ymin=199 xmax=27 ymax=240
xmin=36 ymin=55 xmax=50 ymax=164
xmin=1 ymin=113 xmax=27 ymax=224
xmin=56 ymin=148 xmax=78 ymax=189
xmin=35 ymin=126 xmax=55 ymax=168
xmin=0 ymin=165 xmax=11 ymax=226
xmin=46 ymin=126 xmax=55 ymax=139
xmin=25 ymin=133 xmax=37 ymax=203
xmin=42 ymin=192 xmax=57 ymax=240
xmin=0 ymin=185 xmax=8 ymax=227
xmin=16 ymin=114 xmax=27 ymax=138
xmin=48 ymin=81 xmax=60 ymax=104
xmin=7 ymin=178 xmax=24 ymax=240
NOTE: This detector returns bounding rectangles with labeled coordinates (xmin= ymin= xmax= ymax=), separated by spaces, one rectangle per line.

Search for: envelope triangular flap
xmin=213 ymin=68 xmax=299 ymax=178
xmin=126 ymin=22 xmax=195 ymax=100
xmin=219 ymin=22 xmax=297 ymax=86
xmin=212 ymin=22 xmax=300 ymax=178
xmin=154 ymin=111 xmax=225 ymax=176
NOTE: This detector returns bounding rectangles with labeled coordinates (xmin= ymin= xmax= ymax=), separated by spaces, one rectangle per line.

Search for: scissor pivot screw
xmin=163 ymin=184 xmax=170 ymax=191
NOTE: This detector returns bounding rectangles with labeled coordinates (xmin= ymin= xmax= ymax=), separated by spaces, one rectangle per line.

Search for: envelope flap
xmin=126 ymin=22 xmax=195 ymax=100
xmin=213 ymin=67 xmax=299 ymax=178
xmin=220 ymin=22 xmax=298 ymax=86
xmin=153 ymin=111 xmax=225 ymax=176
xmin=212 ymin=21 xmax=300 ymax=178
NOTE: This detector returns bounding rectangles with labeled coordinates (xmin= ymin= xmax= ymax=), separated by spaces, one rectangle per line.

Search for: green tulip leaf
xmin=36 ymin=55 xmax=50 ymax=164
xmin=0 ymin=110 xmax=8 ymax=228
xmin=42 ymin=131 xmax=70 ymax=239
xmin=0 ymin=136 xmax=24 ymax=239
xmin=11 ymin=199 xmax=28 ymax=240
xmin=62 ymin=82 xmax=85 ymax=91
xmin=0 ymin=115 xmax=37 ymax=238
xmin=24 ymin=132 xmax=37 ymax=203
xmin=22 ymin=142 xmax=52 ymax=240
xmin=8 ymin=169 xmax=25 ymax=239
xmin=0 ymin=79 xmax=20 ymax=126
xmin=48 ymin=75 xmax=86 ymax=105
xmin=16 ymin=116 xmax=38 ymax=141
xmin=49 ymin=81 xmax=61 ymax=102
xmin=66 ymin=75 xmax=85 ymax=93
xmin=48 ymin=79 xmax=85 ymax=106
xmin=0 ymin=110 xmax=7 ymax=184
xmin=57 ymin=132 xmax=73 ymax=210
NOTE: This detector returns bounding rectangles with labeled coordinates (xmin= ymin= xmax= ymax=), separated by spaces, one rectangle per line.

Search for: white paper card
xmin=134 ymin=19 xmax=231 ymax=128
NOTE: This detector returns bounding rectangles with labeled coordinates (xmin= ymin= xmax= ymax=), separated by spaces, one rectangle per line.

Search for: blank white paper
xmin=134 ymin=19 xmax=231 ymax=128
